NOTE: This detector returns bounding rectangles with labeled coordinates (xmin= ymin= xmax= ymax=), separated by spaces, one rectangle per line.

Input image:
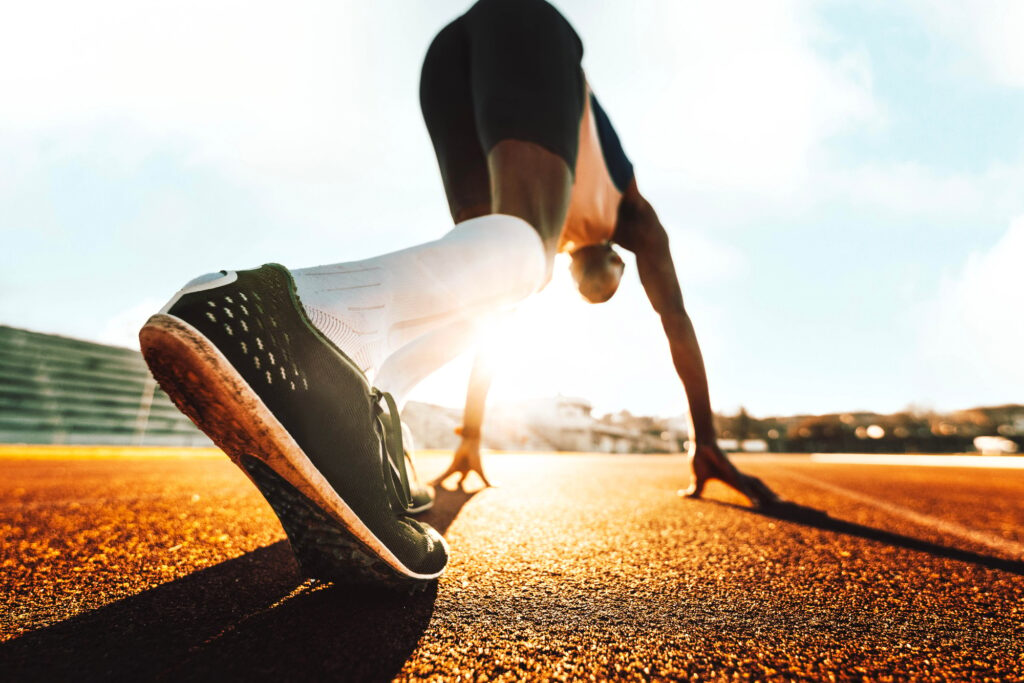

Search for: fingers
xmin=431 ymin=454 xmax=497 ymax=490
xmin=744 ymin=475 xmax=780 ymax=506
xmin=693 ymin=450 xmax=770 ymax=506
xmin=680 ymin=452 xmax=777 ymax=507
xmin=722 ymin=471 xmax=778 ymax=507
xmin=430 ymin=460 xmax=461 ymax=487
xmin=470 ymin=463 xmax=495 ymax=488
xmin=430 ymin=469 xmax=452 ymax=487
xmin=727 ymin=473 xmax=762 ymax=506
xmin=466 ymin=455 xmax=491 ymax=487
xmin=679 ymin=476 xmax=705 ymax=499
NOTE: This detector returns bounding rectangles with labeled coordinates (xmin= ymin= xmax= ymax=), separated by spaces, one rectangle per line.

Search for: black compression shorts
xmin=419 ymin=0 xmax=586 ymax=188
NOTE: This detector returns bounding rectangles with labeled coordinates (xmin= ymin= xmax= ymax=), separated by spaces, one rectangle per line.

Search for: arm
xmin=459 ymin=348 xmax=494 ymax=442
xmin=613 ymin=181 xmax=777 ymax=505
xmin=431 ymin=349 xmax=496 ymax=488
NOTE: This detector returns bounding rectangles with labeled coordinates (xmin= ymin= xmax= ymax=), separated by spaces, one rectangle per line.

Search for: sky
xmin=2 ymin=0 xmax=1023 ymax=419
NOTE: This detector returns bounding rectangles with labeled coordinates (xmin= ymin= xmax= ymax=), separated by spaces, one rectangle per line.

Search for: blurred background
xmin=1 ymin=1 xmax=1021 ymax=451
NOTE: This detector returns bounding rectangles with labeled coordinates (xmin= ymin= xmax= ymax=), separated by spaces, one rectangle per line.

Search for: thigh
xmin=419 ymin=18 xmax=492 ymax=223
xmin=463 ymin=0 xmax=585 ymax=171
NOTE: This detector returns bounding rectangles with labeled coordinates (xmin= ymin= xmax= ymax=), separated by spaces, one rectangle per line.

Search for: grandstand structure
xmin=0 ymin=325 xmax=208 ymax=446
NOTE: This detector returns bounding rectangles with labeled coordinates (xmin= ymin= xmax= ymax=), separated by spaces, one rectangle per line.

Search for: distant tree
xmin=788 ymin=414 xmax=850 ymax=451
xmin=735 ymin=407 xmax=752 ymax=450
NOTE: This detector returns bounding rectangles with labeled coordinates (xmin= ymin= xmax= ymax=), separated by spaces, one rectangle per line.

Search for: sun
xmin=478 ymin=255 xmax=588 ymax=401
xmin=404 ymin=255 xmax=585 ymax=409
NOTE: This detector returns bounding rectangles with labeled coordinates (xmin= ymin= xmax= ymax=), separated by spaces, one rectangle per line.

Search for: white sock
xmin=291 ymin=214 xmax=545 ymax=379
xmin=373 ymin=318 xmax=482 ymax=408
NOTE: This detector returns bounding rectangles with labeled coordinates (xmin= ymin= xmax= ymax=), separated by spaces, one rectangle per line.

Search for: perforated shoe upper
xmin=165 ymin=264 xmax=447 ymax=576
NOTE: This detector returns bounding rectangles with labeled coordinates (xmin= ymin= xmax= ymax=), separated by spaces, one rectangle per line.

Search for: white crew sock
xmin=291 ymin=214 xmax=546 ymax=380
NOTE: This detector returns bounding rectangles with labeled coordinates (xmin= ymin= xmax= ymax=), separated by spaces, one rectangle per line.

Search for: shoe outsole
xmin=240 ymin=456 xmax=430 ymax=591
xmin=140 ymin=313 xmax=445 ymax=585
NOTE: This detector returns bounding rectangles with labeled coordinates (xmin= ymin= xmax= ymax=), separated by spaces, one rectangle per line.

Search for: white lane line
xmin=778 ymin=468 xmax=1024 ymax=560
xmin=810 ymin=454 xmax=1024 ymax=469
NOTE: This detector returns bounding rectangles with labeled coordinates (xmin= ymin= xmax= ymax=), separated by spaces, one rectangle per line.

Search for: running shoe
xmin=139 ymin=264 xmax=448 ymax=586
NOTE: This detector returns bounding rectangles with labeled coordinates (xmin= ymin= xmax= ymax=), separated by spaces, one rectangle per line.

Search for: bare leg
xmin=419 ymin=4 xmax=578 ymax=488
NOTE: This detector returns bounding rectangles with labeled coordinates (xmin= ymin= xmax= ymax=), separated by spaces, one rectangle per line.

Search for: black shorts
xmin=419 ymin=0 xmax=586 ymax=191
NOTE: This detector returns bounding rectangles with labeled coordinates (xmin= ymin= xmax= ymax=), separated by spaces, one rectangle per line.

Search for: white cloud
xmin=4 ymin=0 xmax=1022 ymax=419
xmin=583 ymin=2 xmax=1024 ymax=228
xmin=619 ymin=1 xmax=880 ymax=193
xmin=916 ymin=215 xmax=1024 ymax=406
xmin=0 ymin=1 xmax=882 ymax=199
xmin=822 ymin=160 xmax=1024 ymax=220
xmin=0 ymin=1 xmax=459 ymax=177
xmin=910 ymin=0 xmax=1024 ymax=87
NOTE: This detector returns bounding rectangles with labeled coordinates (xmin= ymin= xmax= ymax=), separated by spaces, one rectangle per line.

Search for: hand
xmin=431 ymin=434 xmax=494 ymax=489
xmin=681 ymin=441 xmax=779 ymax=507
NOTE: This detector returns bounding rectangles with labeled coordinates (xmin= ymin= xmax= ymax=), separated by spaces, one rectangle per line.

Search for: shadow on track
xmin=1 ymin=490 xmax=478 ymax=682
xmin=709 ymin=499 xmax=1024 ymax=576
xmin=418 ymin=484 xmax=480 ymax=535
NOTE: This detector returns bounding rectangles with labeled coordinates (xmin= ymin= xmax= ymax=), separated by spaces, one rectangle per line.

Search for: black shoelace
xmin=372 ymin=388 xmax=413 ymax=513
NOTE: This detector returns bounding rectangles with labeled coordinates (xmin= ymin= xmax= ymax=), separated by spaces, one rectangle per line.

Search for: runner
xmin=139 ymin=0 xmax=774 ymax=587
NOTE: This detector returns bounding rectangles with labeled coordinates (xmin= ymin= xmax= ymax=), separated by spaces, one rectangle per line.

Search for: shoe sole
xmin=140 ymin=313 xmax=445 ymax=585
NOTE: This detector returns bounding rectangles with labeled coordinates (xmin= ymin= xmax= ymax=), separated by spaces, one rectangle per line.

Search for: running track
xmin=2 ymin=449 xmax=1022 ymax=680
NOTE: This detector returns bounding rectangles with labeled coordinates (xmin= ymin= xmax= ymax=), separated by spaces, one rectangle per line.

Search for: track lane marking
xmin=809 ymin=454 xmax=1024 ymax=469
xmin=778 ymin=468 xmax=1024 ymax=560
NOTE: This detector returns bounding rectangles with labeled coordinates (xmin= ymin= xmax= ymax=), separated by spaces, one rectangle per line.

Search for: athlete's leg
xmin=419 ymin=1 xmax=581 ymax=240
xmin=369 ymin=0 xmax=584 ymax=401
xmin=466 ymin=0 xmax=584 ymax=261
xmin=419 ymin=18 xmax=492 ymax=224
xmin=487 ymin=141 xmax=572 ymax=262
xmin=290 ymin=214 xmax=544 ymax=382
xmin=294 ymin=6 xmax=586 ymax=385
xmin=139 ymin=1 xmax=583 ymax=586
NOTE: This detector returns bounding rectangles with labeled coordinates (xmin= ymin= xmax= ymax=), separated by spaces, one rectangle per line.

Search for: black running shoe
xmin=139 ymin=264 xmax=448 ymax=585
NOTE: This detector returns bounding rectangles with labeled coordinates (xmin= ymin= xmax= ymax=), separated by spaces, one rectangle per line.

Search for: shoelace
xmin=372 ymin=388 xmax=413 ymax=513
